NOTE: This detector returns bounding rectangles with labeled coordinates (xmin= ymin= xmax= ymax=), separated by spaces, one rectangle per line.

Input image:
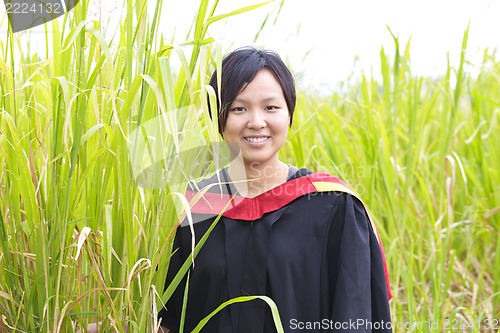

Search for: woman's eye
xmin=231 ymin=107 xmax=245 ymax=112
xmin=265 ymin=106 xmax=277 ymax=110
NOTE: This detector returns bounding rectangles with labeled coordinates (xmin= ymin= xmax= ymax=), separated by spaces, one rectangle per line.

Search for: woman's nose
xmin=247 ymin=110 xmax=266 ymax=129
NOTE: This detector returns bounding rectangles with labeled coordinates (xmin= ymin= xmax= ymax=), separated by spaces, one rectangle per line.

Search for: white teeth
xmin=244 ymin=137 xmax=269 ymax=143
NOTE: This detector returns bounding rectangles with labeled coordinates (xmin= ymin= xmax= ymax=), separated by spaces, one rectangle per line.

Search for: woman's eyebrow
xmin=233 ymin=96 xmax=282 ymax=103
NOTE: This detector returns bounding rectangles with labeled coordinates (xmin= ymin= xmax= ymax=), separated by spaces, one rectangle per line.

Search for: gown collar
xmin=185 ymin=167 xmax=349 ymax=221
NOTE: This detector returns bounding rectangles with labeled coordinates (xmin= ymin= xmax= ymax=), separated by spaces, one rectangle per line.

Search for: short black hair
xmin=208 ymin=47 xmax=296 ymax=135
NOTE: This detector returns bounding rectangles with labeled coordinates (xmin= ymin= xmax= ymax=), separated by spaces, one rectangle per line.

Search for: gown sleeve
xmin=328 ymin=193 xmax=392 ymax=333
xmin=158 ymin=230 xmax=184 ymax=333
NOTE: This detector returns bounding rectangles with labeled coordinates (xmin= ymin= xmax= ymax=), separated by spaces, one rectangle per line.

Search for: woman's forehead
xmin=234 ymin=70 xmax=284 ymax=96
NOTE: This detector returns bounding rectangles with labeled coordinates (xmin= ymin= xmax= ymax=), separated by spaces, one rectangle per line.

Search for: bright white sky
xmin=1 ymin=0 xmax=499 ymax=93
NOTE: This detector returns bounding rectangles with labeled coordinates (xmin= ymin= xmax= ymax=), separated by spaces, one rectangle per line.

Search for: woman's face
xmin=222 ymin=68 xmax=290 ymax=169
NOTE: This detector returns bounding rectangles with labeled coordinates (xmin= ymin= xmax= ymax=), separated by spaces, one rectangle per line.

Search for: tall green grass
xmin=0 ymin=0 xmax=273 ymax=331
xmin=1 ymin=0 xmax=499 ymax=332
xmin=284 ymin=32 xmax=500 ymax=332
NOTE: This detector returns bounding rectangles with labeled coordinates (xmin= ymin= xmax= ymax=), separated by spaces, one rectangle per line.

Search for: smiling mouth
xmin=243 ymin=136 xmax=270 ymax=143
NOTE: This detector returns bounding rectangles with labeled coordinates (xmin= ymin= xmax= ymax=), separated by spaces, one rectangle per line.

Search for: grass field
xmin=0 ymin=0 xmax=499 ymax=332
xmin=283 ymin=34 xmax=500 ymax=331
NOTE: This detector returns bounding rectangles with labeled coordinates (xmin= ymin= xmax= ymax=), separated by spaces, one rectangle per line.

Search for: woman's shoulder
xmin=286 ymin=168 xmax=357 ymax=199
xmin=287 ymin=169 xmax=371 ymax=222
xmin=186 ymin=167 xmax=232 ymax=194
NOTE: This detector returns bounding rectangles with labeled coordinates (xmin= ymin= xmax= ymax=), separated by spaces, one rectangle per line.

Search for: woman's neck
xmin=227 ymin=157 xmax=289 ymax=198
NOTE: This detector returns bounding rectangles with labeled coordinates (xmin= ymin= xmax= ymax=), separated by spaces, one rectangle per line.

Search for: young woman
xmin=159 ymin=47 xmax=392 ymax=333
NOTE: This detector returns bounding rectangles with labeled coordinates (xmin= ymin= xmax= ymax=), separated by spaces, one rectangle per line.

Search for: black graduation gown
xmin=159 ymin=167 xmax=392 ymax=333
